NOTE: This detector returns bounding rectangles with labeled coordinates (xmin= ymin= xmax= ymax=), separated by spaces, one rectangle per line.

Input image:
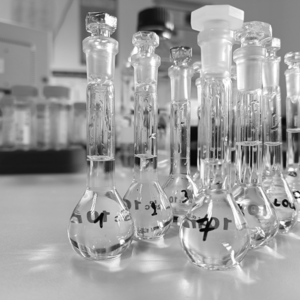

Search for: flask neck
xmin=133 ymin=155 xmax=158 ymax=182
xmin=169 ymin=101 xmax=191 ymax=175
xmin=87 ymin=159 xmax=115 ymax=192
xmin=169 ymin=65 xmax=193 ymax=101
xmin=132 ymin=52 xmax=159 ymax=175
xmin=168 ymin=64 xmax=192 ymax=175
xmin=197 ymin=77 xmax=231 ymax=189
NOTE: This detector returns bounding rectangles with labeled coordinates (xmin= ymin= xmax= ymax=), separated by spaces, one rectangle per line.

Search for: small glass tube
xmin=262 ymin=38 xmax=298 ymax=233
xmin=123 ymin=31 xmax=173 ymax=240
xmin=233 ymin=22 xmax=279 ymax=248
xmin=180 ymin=5 xmax=250 ymax=271
xmin=284 ymin=51 xmax=300 ymax=219
xmin=67 ymin=12 xmax=134 ymax=260
xmin=162 ymin=46 xmax=198 ymax=220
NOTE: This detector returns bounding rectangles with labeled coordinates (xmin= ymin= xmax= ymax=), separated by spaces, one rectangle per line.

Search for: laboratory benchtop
xmin=1 ymin=172 xmax=300 ymax=300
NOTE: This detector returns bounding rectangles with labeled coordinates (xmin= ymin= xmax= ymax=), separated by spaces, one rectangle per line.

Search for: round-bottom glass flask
xmin=179 ymin=189 xmax=250 ymax=270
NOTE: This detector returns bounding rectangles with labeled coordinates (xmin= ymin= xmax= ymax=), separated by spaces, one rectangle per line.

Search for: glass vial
xmin=180 ymin=5 xmax=250 ymax=270
xmin=72 ymin=102 xmax=86 ymax=147
xmin=262 ymin=38 xmax=298 ymax=233
xmin=67 ymin=12 xmax=134 ymax=260
xmin=36 ymin=95 xmax=51 ymax=150
xmin=123 ymin=31 xmax=173 ymax=240
xmin=162 ymin=46 xmax=198 ymax=219
xmin=44 ymin=86 xmax=71 ymax=150
xmin=232 ymin=22 xmax=279 ymax=248
xmin=284 ymin=52 xmax=300 ymax=219
xmin=0 ymin=93 xmax=15 ymax=149
xmin=12 ymin=85 xmax=37 ymax=150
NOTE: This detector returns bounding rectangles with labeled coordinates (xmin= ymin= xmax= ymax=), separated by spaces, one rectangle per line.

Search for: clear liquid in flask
xmin=263 ymin=142 xmax=298 ymax=233
xmin=163 ymin=100 xmax=198 ymax=217
xmin=233 ymin=141 xmax=279 ymax=248
xmin=123 ymin=154 xmax=173 ymax=240
xmin=68 ymin=157 xmax=134 ymax=260
xmin=179 ymin=189 xmax=250 ymax=270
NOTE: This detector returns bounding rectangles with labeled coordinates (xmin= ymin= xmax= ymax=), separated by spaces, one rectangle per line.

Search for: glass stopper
xmin=132 ymin=31 xmax=159 ymax=48
xmin=284 ymin=52 xmax=300 ymax=68
xmin=86 ymin=12 xmax=117 ymax=34
xmin=236 ymin=21 xmax=272 ymax=46
xmin=170 ymin=46 xmax=192 ymax=65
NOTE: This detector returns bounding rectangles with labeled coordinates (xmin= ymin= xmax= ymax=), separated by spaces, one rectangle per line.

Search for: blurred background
xmin=0 ymin=0 xmax=298 ymax=174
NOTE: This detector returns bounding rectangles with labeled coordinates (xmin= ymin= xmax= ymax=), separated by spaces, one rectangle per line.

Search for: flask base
xmin=232 ymin=184 xmax=279 ymax=249
xmin=69 ymin=237 xmax=131 ymax=260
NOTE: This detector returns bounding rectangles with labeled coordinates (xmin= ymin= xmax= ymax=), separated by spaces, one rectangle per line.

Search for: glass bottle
xmin=232 ymin=22 xmax=279 ymax=248
xmin=44 ymin=86 xmax=71 ymax=150
xmin=284 ymin=52 xmax=300 ymax=219
xmin=0 ymin=93 xmax=15 ymax=149
xmin=262 ymin=38 xmax=298 ymax=233
xmin=180 ymin=5 xmax=250 ymax=270
xmin=162 ymin=46 xmax=198 ymax=220
xmin=36 ymin=94 xmax=51 ymax=150
xmin=123 ymin=31 xmax=173 ymax=240
xmin=72 ymin=102 xmax=86 ymax=147
xmin=11 ymin=85 xmax=37 ymax=150
xmin=67 ymin=12 xmax=134 ymax=260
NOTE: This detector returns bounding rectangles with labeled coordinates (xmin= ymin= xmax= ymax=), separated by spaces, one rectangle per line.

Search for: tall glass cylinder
xmin=262 ymin=38 xmax=297 ymax=233
xmin=233 ymin=22 xmax=279 ymax=248
xmin=180 ymin=5 xmax=250 ymax=271
xmin=162 ymin=46 xmax=198 ymax=220
xmin=67 ymin=12 xmax=134 ymax=260
xmin=123 ymin=31 xmax=173 ymax=240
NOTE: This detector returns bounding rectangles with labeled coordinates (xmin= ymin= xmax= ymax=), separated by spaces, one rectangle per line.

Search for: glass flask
xmin=162 ymin=46 xmax=199 ymax=219
xmin=262 ymin=38 xmax=298 ymax=233
xmin=180 ymin=5 xmax=250 ymax=271
xmin=284 ymin=52 xmax=300 ymax=220
xmin=232 ymin=22 xmax=279 ymax=248
xmin=123 ymin=31 xmax=173 ymax=240
xmin=67 ymin=12 xmax=134 ymax=260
